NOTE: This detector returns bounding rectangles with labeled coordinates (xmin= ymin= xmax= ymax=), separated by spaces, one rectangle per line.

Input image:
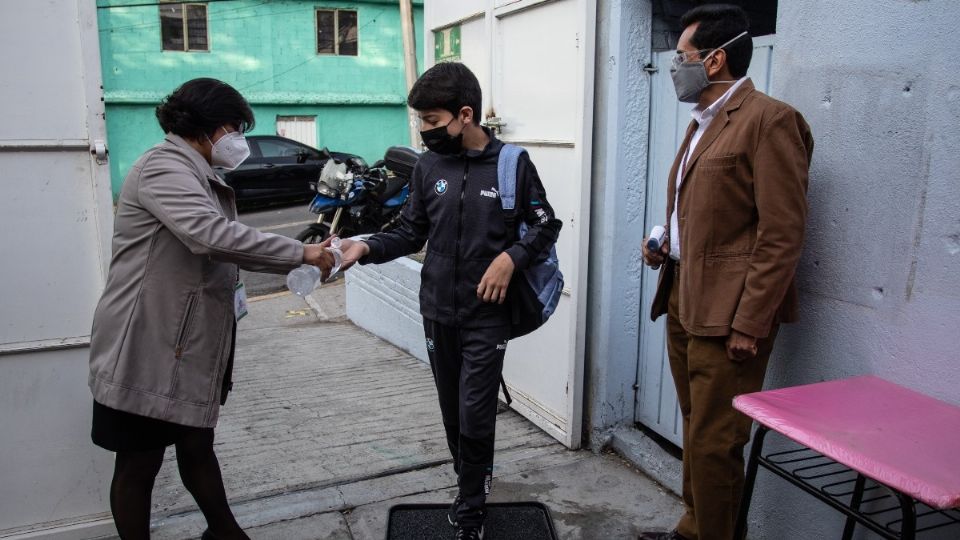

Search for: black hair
xmin=155 ymin=78 xmax=255 ymax=140
xmin=680 ymin=4 xmax=753 ymax=78
xmin=407 ymin=62 xmax=482 ymax=125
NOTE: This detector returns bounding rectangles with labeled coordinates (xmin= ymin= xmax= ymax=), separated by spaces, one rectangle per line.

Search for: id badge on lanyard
xmin=234 ymin=281 xmax=248 ymax=321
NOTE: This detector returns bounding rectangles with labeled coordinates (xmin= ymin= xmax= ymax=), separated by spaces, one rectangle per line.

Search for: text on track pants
xmin=423 ymin=318 xmax=509 ymax=528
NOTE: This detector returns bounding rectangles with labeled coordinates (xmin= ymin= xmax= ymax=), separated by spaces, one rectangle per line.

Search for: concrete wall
xmin=587 ymin=1 xmax=960 ymax=538
xmin=584 ymin=0 xmax=652 ymax=447
xmin=346 ymin=258 xmax=428 ymax=363
xmin=97 ymin=0 xmax=424 ymax=196
xmin=746 ymin=1 xmax=960 ymax=538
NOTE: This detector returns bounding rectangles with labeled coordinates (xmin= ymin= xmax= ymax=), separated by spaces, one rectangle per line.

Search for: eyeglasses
xmin=670 ymin=48 xmax=713 ymax=70
xmin=670 ymin=31 xmax=750 ymax=70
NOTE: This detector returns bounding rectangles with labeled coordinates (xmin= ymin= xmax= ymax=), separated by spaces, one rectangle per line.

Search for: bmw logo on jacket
xmin=360 ymin=129 xmax=562 ymax=328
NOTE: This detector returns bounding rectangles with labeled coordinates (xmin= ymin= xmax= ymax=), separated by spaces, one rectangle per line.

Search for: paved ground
xmin=130 ymin=282 xmax=681 ymax=540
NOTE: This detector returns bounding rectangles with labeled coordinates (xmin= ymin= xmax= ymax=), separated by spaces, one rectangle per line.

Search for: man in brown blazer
xmin=640 ymin=5 xmax=814 ymax=540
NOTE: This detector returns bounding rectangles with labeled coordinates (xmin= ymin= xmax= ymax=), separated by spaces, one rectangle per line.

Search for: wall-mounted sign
xmin=434 ymin=25 xmax=461 ymax=62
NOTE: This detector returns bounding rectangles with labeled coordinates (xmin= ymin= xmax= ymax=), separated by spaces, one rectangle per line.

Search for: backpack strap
xmin=497 ymin=143 xmax=527 ymax=334
xmin=497 ymin=143 xmax=525 ymax=213
xmin=499 ymin=374 xmax=513 ymax=406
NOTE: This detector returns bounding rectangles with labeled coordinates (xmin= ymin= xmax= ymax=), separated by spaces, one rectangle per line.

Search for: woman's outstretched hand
xmin=302 ymin=236 xmax=337 ymax=280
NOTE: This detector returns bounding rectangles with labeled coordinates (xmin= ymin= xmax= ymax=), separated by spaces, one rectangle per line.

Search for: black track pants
xmin=423 ymin=319 xmax=509 ymax=528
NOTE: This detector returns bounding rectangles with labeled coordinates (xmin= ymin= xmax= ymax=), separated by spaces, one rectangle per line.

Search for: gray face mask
xmin=670 ymin=31 xmax=748 ymax=103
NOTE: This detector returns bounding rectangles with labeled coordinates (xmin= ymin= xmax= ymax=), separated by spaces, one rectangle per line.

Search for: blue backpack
xmin=497 ymin=144 xmax=564 ymax=340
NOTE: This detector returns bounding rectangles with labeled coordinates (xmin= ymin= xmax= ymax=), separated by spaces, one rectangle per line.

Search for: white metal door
xmin=276 ymin=116 xmax=318 ymax=148
xmin=425 ymin=0 xmax=595 ymax=449
xmin=0 ymin=1 xmax=115 ymax=536
xmin=635 ymin=37 xmax=776 ymax=447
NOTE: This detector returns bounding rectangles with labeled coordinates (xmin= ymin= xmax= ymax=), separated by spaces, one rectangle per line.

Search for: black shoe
xmin=447 ymin=493 xmax=463 ymax=527
xmin=200 ymin=530 xmax=217 ymax=540
xmin=456 ymin=524 xmax=485 ymax=540
xmin=637 ymin=531 xmax=688 ymax=540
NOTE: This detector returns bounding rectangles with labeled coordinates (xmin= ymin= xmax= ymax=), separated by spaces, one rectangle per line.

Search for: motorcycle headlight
xmin=317 ymin=184 xmax=339 ymax=198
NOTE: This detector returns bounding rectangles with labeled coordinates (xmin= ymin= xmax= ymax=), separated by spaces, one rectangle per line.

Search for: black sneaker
xmin=456 ymin=524 xmax=484 ymax=540
xmin=447 ymin=494 xmax=463 ymax=526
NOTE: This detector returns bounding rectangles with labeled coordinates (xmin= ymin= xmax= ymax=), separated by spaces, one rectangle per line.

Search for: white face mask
xmin=209 ymin=128 xmax=250 ymax=170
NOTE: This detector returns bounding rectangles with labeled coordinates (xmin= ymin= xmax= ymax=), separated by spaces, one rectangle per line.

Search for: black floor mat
xmin=386 ymin=502 xmax=558 ymax=540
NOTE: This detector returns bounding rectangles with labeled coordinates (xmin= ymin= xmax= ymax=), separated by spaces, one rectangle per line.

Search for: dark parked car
xmin=217 ymin=135 xmax=365 ymax=208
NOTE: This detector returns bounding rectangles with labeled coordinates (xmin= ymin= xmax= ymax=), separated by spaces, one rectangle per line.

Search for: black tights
xmin=110 ymin=430 xmax=249 ymax=540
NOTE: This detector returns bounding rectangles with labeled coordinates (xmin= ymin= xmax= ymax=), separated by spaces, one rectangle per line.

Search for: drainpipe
xmin=399 ymin=0 xmax=420 ymax=147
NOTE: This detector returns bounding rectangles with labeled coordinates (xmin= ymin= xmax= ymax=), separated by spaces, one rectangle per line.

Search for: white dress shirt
xmin=669 ymin=77 xmax=748 ymax=261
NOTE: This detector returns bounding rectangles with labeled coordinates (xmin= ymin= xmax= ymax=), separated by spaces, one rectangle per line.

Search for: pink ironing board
xmin=733 ymin=375 xmax=960 ymax=510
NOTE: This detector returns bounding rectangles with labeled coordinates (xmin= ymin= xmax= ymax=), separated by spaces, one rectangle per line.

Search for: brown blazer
xmin=650 ymin=79 xmax=814 ymax=338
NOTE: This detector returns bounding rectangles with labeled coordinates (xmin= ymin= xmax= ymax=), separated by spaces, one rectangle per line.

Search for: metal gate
xmin=276 ymin=115 xmax=318 ymax=148
xmin=0 ymin=1 xmax=115 ymax=536
xmin=635 ymin=36 xmax=776 ymax=447
xmin=425 ymin=0 xmax=596 ymax=449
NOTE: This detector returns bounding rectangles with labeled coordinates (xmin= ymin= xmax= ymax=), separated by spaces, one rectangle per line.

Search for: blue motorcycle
xmin=296 ymin=145 xmax=420 ymax=244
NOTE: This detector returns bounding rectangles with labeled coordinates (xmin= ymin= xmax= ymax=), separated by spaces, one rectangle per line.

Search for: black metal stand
xmin=734 ymin=426 xmax=960 ymax=540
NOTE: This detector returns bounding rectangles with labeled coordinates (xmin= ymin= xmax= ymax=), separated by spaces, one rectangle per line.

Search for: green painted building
xmin=97 ymin=0 xmax=424 ymax=197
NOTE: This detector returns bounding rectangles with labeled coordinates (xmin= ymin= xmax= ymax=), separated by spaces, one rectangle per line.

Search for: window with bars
xmin=160 ymin=1 xmax=209 ymax=52
xmin=316 ymin=9 xmax=358 ymax=56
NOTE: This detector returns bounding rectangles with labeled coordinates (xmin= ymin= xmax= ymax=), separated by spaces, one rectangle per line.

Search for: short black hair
xmin=407 ymin=62 xmax=482 ymax=125
xmin=155 ymin=78 xmax=255 ymax=140
xmin=681 ymin=4 xmax=753 ymax=78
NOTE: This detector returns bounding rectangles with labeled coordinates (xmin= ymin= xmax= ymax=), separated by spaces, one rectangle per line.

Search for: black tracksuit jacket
xmin=361 ymin=130 xmax=562 ymax=328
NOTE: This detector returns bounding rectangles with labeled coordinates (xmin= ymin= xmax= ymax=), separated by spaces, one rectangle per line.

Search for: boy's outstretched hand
xmin=338 ymin=238 xmax=369 ymax=273
xmin=478 ymin=252 xmax=515 ymax=304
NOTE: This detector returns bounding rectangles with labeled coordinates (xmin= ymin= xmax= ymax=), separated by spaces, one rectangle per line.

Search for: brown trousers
xmin=667 ymin=269 xmax=779 ymax=540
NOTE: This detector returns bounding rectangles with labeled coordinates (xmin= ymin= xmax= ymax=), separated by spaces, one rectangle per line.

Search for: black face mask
xmin=420 ymin=118 xmax=464 ymax=155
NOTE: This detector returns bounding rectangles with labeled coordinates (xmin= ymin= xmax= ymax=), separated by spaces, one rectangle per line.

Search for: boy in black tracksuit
xmin=340 ymin=63 xmax=561 ymax=539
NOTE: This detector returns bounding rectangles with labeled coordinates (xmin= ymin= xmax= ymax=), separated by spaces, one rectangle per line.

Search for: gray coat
xmin=89 ymin=135 xmax=304 ymax=428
